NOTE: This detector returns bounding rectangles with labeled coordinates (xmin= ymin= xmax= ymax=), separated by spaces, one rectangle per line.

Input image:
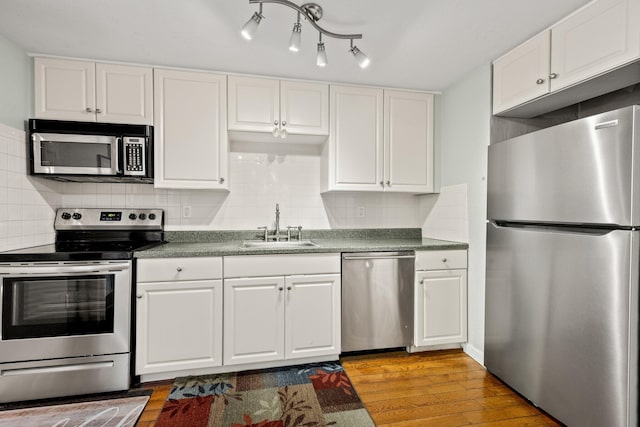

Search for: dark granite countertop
xmin=135 ymin=228 xmax=468 ymax=258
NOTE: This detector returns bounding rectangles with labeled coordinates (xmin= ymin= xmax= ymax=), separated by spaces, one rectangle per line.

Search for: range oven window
xmin=2 ymin=275 xmax=115 ymax=340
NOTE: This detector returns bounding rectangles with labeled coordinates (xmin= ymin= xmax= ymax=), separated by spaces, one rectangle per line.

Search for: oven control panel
xmin=55 ymin=208 xmax=163 ymax=230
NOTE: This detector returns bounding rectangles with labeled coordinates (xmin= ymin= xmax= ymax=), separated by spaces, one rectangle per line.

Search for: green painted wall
xmin=0 ymin=35 xmax=31 ymax=129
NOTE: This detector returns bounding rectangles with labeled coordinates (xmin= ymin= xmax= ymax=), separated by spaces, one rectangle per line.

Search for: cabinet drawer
xmin=137 ymin=257 xmax=222 ymax=282
xmin=224 ymin=254 xmax=340 ymax=278
xmin=415 ymin=250 xmax=467 ymax=270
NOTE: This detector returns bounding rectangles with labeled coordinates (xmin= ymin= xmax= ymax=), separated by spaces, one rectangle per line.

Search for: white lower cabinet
xmin=414 ymin=250 xmax=468 ymax=348
xmin=223 ymin=254 xmax=341 ymax=366
xmin=135 ymin=257 xmax=223 ymax=375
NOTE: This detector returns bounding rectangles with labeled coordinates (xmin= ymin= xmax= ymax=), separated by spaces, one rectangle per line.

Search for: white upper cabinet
xmin=153 ymin=68 xmax=228 ymax=189
xmin=34 ymin=57 xmax=153 ymax=124
xmin=324 ymin=85 xmax=383 ymax=192
xmin=228 ymin=76 xmax=328 ymax=142
xmin=550 ymin=0 xmax=640 ymax=91
xmin=384 ymin=90 xmax=434 ymax=193
xmin=322 ymin=86 xmax=434 ymax=193
xmin=493 ymin=0 xmax=640 ymax=116
xmin=492 ymin=32 xmax=551 ymax=114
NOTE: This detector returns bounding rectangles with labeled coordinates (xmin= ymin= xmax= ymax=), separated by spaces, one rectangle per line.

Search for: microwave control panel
xmin=123 ymin=137 xmax=146 ymax=176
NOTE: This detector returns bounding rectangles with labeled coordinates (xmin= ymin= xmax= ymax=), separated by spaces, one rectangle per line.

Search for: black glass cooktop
xmin=0 ymin=241 xmax=164 ymax=262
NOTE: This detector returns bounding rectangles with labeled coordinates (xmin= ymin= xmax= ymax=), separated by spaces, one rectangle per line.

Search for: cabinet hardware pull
xmin=549 ymin=73 xmax=558 ymax=79
xmin=536 ymin=78 xmax=545 ymax=84
xmin=379 ymin=181 xmax=384 ymax=186
xmin=176 ymin=267 xmax=182 ymax=272
xmin=386 ymin=180 xmax=391 ymax=186
xmin=274 ymin=120 xmax=279 ymax=125
xmin=278 ymin=287 xmax=284 ymax=291
xmin=95 ymin=108 xmax=102 ymax=114
xmin=220 ymin=177 xmax=225 ymax=184
xmin=85 ymin=107 xmax=93 ymax=113
xmin=419 ymin=279 xmax=424 ymax=284
xmin=441 ymin=258 xmax=447 ymax=262
xmin=137 ymin=294 xmax=143 ymax=299
xmin=287 ymin=286 xmax=292 ymax=291
xmin=282 ymin=121 xmax=286 ymax=126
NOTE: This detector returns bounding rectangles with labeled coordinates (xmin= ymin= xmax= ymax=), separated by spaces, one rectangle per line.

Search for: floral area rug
xmin=0 ymin=395 xmax=149 ymax=427
xmin=156 ymin=361 xmax=375 ymax=427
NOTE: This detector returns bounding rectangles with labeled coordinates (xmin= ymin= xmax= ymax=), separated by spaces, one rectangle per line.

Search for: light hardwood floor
xmin=135 ymin=349 xmax=562 ymax=426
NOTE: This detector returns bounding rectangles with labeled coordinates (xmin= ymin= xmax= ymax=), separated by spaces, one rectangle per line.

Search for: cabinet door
xmin=415 ymin=269 xmax=467 ymax=347
xmin=492 ymin=31 xmax=551 ymax=114
xmin=328 ymin=85 xmax=384 ymax=191
xmin=34 ymin=57 xmax=96 ymax=121
xmin=95 ymin=63 xmax=153 ymax=125
xmin=228 ymin=76 xmax=279 ymax=133
xmin=550 ymin=0 xmax=640 ymax=92
xmin=280 ymin=81 xmax=328 ymax=136
xmin=135 ymin=280 xmax=223 ymax=375
xmin=285 ymin=274 xmax=341 ymax=359
xmin=384 ymin=91 xmax=434 ymax=193
xmin=224 ymin=276 xmax=285 ymax=365
xmin=153 ymin=69 xmax=228 ymax=189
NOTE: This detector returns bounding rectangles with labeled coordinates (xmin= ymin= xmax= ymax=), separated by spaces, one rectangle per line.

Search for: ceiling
xmin=0 ymin=0 xmax=592 ymax=91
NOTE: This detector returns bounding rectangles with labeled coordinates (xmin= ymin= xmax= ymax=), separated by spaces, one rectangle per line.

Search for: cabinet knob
xmin=220 ymin=177 xmax=225 ymax=184
xmin=95 ymin=108 xmax=102 ymax=114
xmin=419 ymin=279 xmax=424 ymax=284
xmin=136 ymin=294 xmax=143 ymax=299
xmin=549 ymin=73 xmax=558 ymax=79
xmin=274 ymin=120 xmax=279 ymax=126
xmin=379 ymin=181 xmax=384 ymax=187
xmin=287 ymin=286 xmax=292 ymax=291
xmin=278 ymin=287 xmax=284 ymax=291
xmin=386 ymin=180 xmax=391 ymax=186
xmin=282 ymin=121 xmax=286 ymax=127
xmin=176 ymin=267 xmax=183 ymax=272
xmin=536 ymin=78 xmax=545 ymax=84
xmin=441 ymin=258 xmax=447 ymax=263
xmin=85 ymin=107 xmax=93 ymax=113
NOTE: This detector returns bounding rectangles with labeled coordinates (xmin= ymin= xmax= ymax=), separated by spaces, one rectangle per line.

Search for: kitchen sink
xmin=241 ymin=240 xmax=318 ymax=249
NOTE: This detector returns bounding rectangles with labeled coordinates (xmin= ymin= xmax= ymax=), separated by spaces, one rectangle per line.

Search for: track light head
xmin=316 ymin=36 xmax=327 ymax=67
xmin=241 ymin=5 xmax=264 ymax=40
xmin=289 ymin=21 xmax=302 ymax=52
xmin=350 ymin=43 xmax=370 ymax=69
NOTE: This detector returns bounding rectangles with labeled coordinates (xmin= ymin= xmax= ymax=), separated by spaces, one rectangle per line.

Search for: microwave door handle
xmin=116 ymin=137 xmax=123 ymax=174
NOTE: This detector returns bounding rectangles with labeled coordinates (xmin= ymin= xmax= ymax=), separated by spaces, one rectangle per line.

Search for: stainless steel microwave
xmin=28 ymin=119 xmax=153 ymax=183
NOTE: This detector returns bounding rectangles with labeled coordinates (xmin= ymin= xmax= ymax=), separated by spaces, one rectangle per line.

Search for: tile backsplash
xmin=0 ymin=123 xmax=59 ymax=252
xmin=420 ymin=183 xmax=469 ymax=243
xmin=59 ymin=151 xmax=421 ymax=231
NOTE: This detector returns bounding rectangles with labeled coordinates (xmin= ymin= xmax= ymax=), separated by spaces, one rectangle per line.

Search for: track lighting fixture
xmin=241 ymin=0 xmax=370 ymax=69
xmin=316 ymin=33 xmax=327 ymax=67
xmin=241 ymin=3 xmax=264 ymax=40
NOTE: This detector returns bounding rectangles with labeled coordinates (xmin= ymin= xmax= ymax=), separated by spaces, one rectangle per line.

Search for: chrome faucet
xmin=275 ymin=203 xmax=280 ymax=241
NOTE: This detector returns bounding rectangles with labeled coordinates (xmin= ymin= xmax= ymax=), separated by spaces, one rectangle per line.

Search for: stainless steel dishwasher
xmin=341 ymin=251 xmax=415 ymax=352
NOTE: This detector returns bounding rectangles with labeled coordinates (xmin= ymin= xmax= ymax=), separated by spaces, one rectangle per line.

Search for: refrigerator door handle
xmin=489 ymin=220 xmax=618 ymax=236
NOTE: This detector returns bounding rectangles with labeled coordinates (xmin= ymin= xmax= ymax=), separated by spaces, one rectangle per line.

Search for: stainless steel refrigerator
xmin=485 ymin=105 xmax=639 ymax=427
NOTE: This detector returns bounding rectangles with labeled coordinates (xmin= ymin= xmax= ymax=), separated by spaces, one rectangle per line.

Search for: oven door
xmin=32 ymin=132 xmax=120 ymax=176
xmin=0 ymin=261 xmax=131 ymax=363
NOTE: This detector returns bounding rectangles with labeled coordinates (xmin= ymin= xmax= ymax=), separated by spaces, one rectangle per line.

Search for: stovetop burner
xmin=0 ymin=208 xmax=165 ymax=262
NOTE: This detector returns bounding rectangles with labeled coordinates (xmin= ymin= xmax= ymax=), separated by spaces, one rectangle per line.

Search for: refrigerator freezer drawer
xmin=488 ymin=105 xmax=640 ymax=226
xmin=485 ymin=223 xmax=638 ymax=427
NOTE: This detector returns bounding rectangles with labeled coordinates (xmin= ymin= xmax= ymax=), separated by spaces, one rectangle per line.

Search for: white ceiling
xmin=0 ymin=0 xmax=591 ymax=91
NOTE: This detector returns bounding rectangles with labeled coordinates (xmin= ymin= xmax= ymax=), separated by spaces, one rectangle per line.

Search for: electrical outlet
xmin=357 ymin=206 xmax=366 ymax=217
xmin=182 ymin=205 xmax=192 ymax=218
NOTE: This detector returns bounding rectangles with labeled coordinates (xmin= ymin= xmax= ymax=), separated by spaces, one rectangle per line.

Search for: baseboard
xmin=462 ymin=343 xmax=484 ymax=366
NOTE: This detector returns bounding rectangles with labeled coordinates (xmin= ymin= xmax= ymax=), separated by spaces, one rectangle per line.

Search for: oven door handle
xmin=2 ymin=263 xmax=130 ymax=275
